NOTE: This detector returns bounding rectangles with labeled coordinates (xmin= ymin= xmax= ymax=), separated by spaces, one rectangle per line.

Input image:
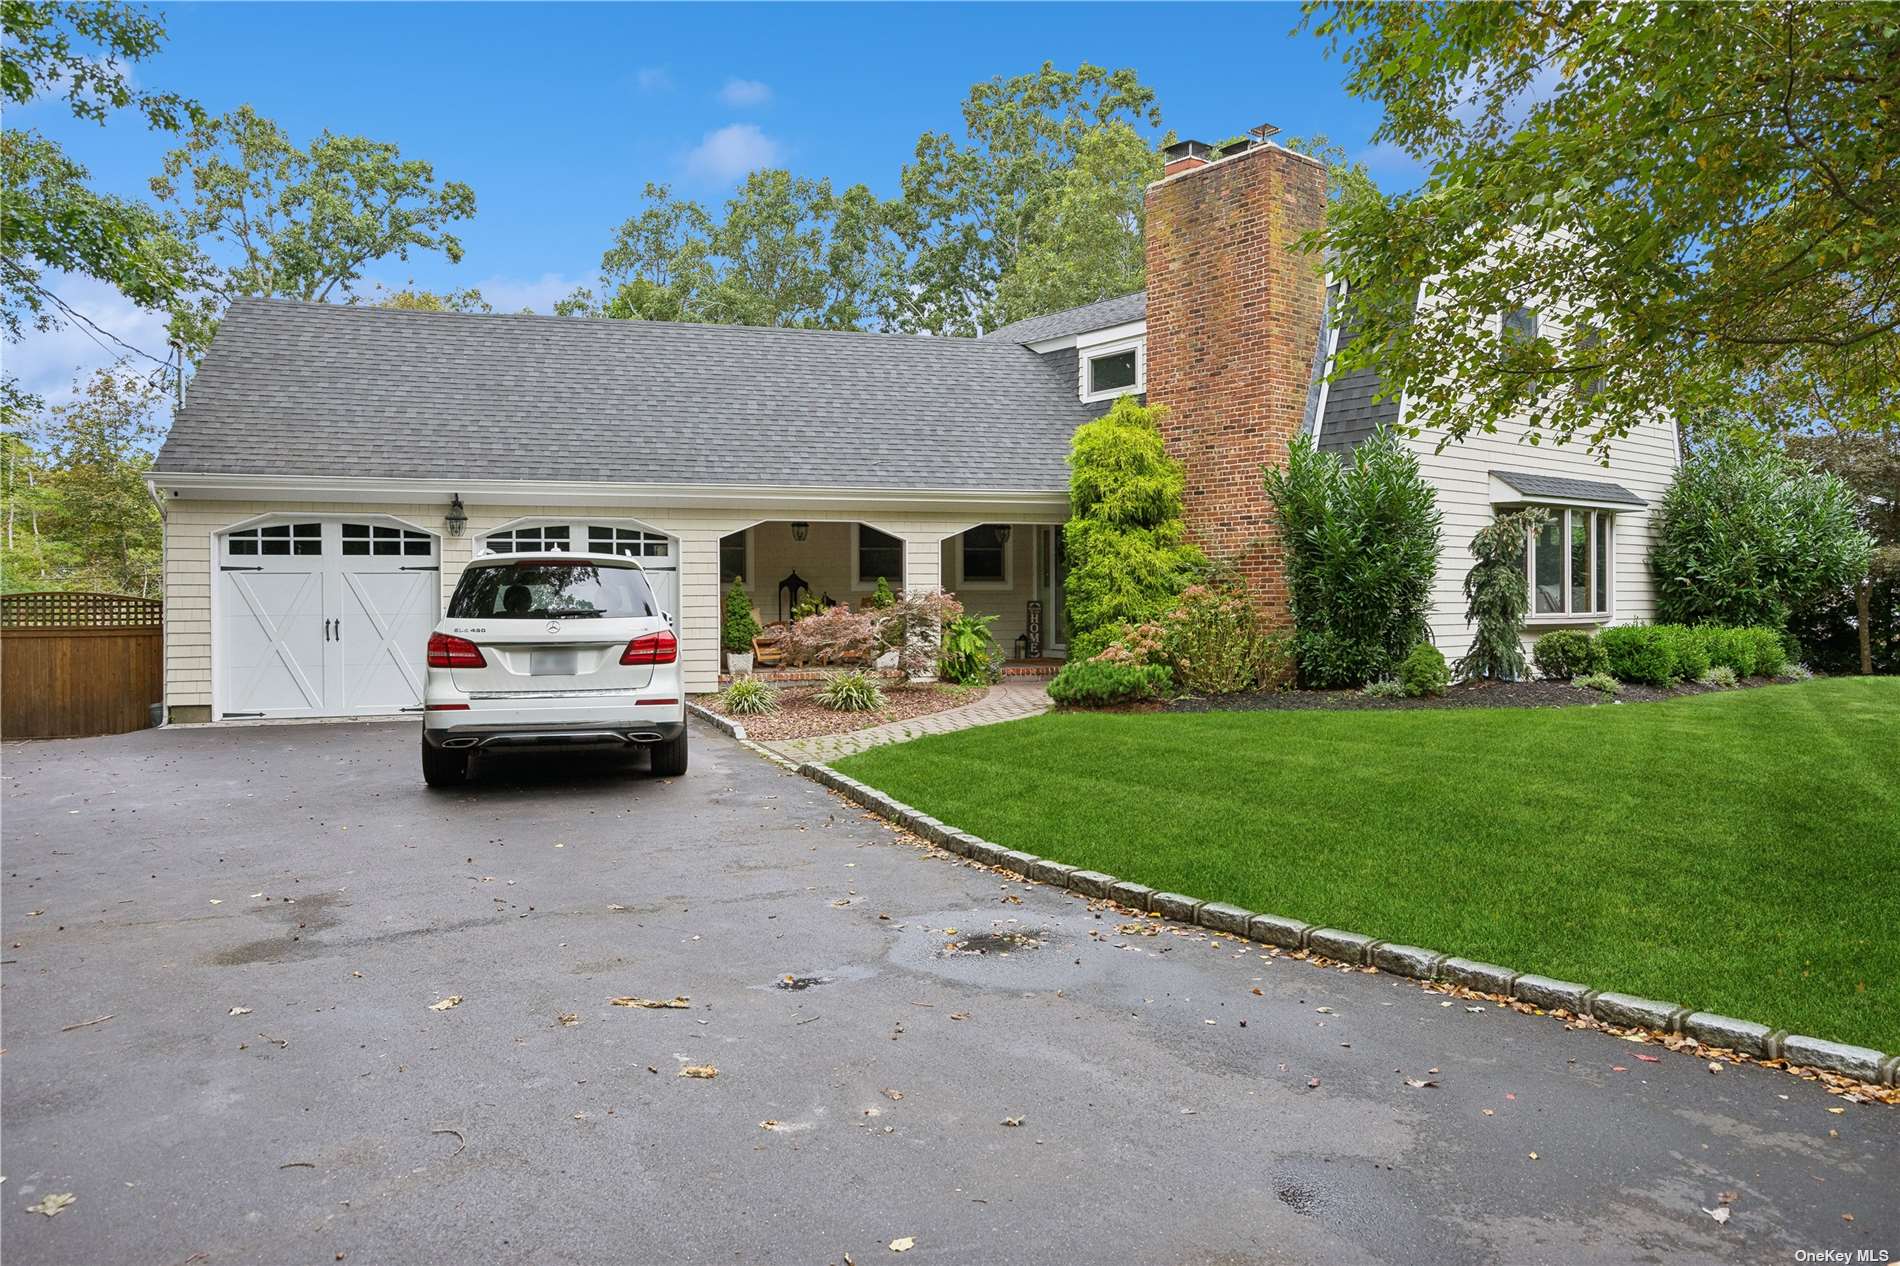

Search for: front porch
xmin=718 ymin=518 xmax=1069 ymax=675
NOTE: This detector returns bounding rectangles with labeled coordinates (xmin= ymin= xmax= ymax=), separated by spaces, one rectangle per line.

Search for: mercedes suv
xmin=421 ymin=551 xmax=686 ymax=786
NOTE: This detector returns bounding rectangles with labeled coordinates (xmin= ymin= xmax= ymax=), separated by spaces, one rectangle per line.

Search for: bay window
xmin=1527 ymin=508 xmax=1613 ymax=620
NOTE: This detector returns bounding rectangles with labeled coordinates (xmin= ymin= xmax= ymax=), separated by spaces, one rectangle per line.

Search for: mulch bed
xmin=1166 ymin=674 xmax=1797 ymax=714
xmin=696 ymin=683 xmax=988 ymax=741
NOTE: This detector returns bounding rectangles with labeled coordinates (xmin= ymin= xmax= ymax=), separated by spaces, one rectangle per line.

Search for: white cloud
xmin=6 ymin=272 xmax=174 ymax=410
xmin=683 ymin=123 xmax=779 ymax=185
xmin=635 ymin=66 xmax=673 ymax=94
xmin=472 ymin=272 xmax=585 ymax=314
xmin=717 ymin=78 xmax=772 ymax=108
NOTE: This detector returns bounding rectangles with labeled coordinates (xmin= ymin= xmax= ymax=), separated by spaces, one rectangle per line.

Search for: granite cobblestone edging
xmin=795 ymin=758 xmax=1900 ymax=1089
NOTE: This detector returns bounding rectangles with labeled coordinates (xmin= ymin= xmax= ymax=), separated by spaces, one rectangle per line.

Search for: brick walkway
xmin=763 ymin=679 xmax=1053 ymax=764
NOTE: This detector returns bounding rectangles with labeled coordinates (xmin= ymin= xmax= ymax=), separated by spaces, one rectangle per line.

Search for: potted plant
xmin=723 ymin=578 xmax=760 ymax=674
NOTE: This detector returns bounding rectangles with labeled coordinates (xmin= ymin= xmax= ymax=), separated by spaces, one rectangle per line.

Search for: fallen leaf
xmin=889 ymin=1238 xmax=915 ymax=1253
xmin=26 ymin=1192 xmax=76 ymax=1217
xmin=1827 ymin=1107 xmax=1845 ymax=1115
xmin=228 ymin=1006 xmax=253 ymax=1017
xmin=949 ymin=1012 xmax=970 ymax=1021
xmin=608 ymin=904 xmax=628 ymax=912
xmin=1719 ymin=1190 xmax=1739 ymax=1205
xmin=1307 ymin=1077 xmax=1321 ymax=1089
xmin=678 ymin=1064 xmax=718 ymax=1079
xmin=881 ymin=1088 xmax=903 ymax=1101
xmin=1843 ymin=1214 xmax=1854 ymax=1223
xmin=1527 ymin=1152 xmax=1539 ymax=1161
xmin=1315 ymin=1006 xmax=1334 ymax=1014
xmin=556 ymin=1013 xmax=579 ymax=1027
xmin=1612 ymin=1065 xmax=1629 ymax=1072
xmin=208 ymin=899 xmax=223 ymax=905
xmin=1001 ymin=1116 xmax=1023 ymax=1127
xmin=1404 ymin=1078 xmax=1439 ymax=1089
xmin=1636 ymin=1054 xmax=1660 ymax=1063
xmin=610 ymin=996 xmax=691 ymax=1009
xmin=1704 ymin=1206 xmax=1730 ymax=1225
xmin=1251 ymin=987 xmax=1263 ymax=996
xmin=1481 ymin=1108 xmax=1495 ymax=1116
xmin=428 ymin=996 xmax=462 ymax=1011
xmin=1708 ymin=1061 xmax=1723 ymax=1073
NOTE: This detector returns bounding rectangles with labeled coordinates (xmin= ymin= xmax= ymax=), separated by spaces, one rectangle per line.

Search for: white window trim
xmin=954 ymin=525 xmax=1014 ymax=590
xmin=478 ymin=515 xmax=673 ymax=561
xmin=1523 ymin=507 xmax=1615 ymax=625
xmin=1079 ymin=335 xmax=1146 ymax=403
xmin=850 ymin=523 xmax=905 ymax=591
xmin=719 ymin=526 xmax=753 ymax=587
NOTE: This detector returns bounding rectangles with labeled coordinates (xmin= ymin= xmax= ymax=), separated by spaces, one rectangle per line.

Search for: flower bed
xmin=694 ymin=682 xmax=987 ymax=740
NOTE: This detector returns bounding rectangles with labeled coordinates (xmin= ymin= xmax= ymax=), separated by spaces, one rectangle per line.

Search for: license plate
xmin=530 ymin=649 xmax=580 ymax=677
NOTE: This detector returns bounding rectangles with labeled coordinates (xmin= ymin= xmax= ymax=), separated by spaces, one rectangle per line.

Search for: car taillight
xmin=621 ymin=628 xmax=677 ymax=666
xmin=428 ymin=632 xmax=486 ymax=669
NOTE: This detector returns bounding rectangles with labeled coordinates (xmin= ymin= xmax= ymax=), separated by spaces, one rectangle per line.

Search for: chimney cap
xmin=1162 ymin=139 xmax=1213 ymax=163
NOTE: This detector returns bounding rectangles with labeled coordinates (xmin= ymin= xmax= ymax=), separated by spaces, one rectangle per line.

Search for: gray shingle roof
xmin=1491 ymin=470 xmax=1647 ymax=506
xmin=982 ymin=292 xmax=1147 ymax=344
xmin=153 ymin=299 xmax=1106 ymax=491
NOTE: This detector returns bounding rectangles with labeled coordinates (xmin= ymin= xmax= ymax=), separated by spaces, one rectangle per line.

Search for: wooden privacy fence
xmin=1 ymin=592 xmax=163 ymax=739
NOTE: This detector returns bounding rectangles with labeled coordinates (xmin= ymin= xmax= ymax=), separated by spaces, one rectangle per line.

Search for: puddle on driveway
xmin=207 ymin=892 xmax=345 ymax=966
xmin=778 ymin=975 xmax=829 ymax=991
xmin=943 ymin=928 xmax=1047 ymax=955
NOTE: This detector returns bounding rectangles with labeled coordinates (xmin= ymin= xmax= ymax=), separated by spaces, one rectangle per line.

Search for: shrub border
xmin=794 ymin=757 xmax=1899 ymax=1090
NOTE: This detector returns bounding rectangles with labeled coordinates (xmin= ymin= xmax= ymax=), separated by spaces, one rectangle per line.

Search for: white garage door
xmin=218 ymin=520 xmax=440 ymax=719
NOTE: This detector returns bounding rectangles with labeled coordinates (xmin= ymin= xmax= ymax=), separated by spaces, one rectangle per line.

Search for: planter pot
xmin=728 ymin=651 xmax=755 ymax=675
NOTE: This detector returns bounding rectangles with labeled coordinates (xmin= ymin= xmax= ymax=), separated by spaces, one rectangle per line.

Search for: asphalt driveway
xmin=2 ymin=718 xmax=1895 ymax=1265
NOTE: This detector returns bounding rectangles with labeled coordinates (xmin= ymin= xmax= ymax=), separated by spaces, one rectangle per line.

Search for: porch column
xmin=674 ymin=528 xmax=725 ymax=695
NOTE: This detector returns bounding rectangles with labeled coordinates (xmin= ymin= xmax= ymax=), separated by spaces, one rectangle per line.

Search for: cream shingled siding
xmin=1399 ymin=410 xmax=1682 ymax=666
xmin=940 ymin=528 xmax=1043 ymax=652
xmin=162 ymin=497 xmax=1058 ymax=716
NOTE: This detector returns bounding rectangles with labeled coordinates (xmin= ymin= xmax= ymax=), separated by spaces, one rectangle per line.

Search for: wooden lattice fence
xmin=1 ymin=591 xmax=163 ymax=738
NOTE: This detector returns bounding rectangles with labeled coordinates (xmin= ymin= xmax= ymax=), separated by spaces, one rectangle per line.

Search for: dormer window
xmin=1080 ymin=337 xmax=1144 ymax=402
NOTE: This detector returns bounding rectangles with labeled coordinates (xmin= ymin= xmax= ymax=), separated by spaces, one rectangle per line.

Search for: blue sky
xmin=12 ymin=1 xmax=1412 ymax=403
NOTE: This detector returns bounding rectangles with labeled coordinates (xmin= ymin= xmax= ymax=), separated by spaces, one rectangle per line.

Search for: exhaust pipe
xmin=627 ymin=730 xmax=663 ymax=743
xmin=442 ymin=737 xmax=480 ymax=749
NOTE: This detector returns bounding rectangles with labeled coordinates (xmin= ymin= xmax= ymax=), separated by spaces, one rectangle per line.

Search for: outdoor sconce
xmin=993 ymin=524 xmax=1011 ymax=545
xmin=1014 ymin=633 xmax=1030 ymax=660
xmin=790 ymin=521 xmax=810 ymax=542
xmin=445 ymin=493 xmax=467 ymax=538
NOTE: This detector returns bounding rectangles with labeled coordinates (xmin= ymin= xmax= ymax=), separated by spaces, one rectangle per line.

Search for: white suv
xmin=421 ymin=551 xmax=687 ymax=786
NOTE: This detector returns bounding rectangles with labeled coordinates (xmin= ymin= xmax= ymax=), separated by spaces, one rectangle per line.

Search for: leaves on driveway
xmin=610 ymin=996 xmax=690 ymax=1009
xmin=26 ymin=1192 xmax=76 ymax=1217
xmin=428 ymin=996 xmax=463 ymax=1011
xmin=889 ymin=1237 xmax=915 ymax=1252
xmin=678 ymin=1064 xmax=717 ymax=1079
xmin=228 ymin=1006 xmax=253 ymax=1017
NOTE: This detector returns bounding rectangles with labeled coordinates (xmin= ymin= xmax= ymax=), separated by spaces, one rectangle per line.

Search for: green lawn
xmin=834 ymin=678 xmax=1900 ymax=1051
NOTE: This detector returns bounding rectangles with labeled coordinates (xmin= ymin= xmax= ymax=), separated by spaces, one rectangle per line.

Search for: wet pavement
xmin=2 ymin=718 xmax=1895 ymax=1264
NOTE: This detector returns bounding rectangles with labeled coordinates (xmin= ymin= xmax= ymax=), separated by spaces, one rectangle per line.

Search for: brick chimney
xmin=1144 ymin=134 xmax=1328 ymax=621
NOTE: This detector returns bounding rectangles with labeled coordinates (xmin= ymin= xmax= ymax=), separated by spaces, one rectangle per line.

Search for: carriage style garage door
xmin=217 ymin=519 xmax=439 ymax=719
xmin=479 ymin=521 xmax=679 ymax=621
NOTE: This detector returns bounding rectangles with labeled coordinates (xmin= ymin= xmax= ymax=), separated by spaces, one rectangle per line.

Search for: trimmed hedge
xmin=1583 ymin=623 xmax=1794 ymax=686
xmin=1597 ymin=625 xmax=1676 ymax=686
xmin=1046 ymin=658 xmax=1174 ymax=707
xmin=1398 ymin=643 xmax=1450 ymax=697
xmin=1531 ymin=629 xmax=1606 ymax=680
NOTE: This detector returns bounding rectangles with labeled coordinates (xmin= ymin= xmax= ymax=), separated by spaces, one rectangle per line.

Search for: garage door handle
xmin=400 ymin=564 xmax=439 ymax=571
xmin=221 ymin=565 xmax=264 ymax=572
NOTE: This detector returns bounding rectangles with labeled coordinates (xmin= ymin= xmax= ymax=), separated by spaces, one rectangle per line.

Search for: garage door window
xmin=588 ymin=525 xmax=669 ymax=558
xmin=228 ymin=522 xmax=321 ymax=556
xmin=485 ymin=525 xmax=570 ymax=553
xmin=341 ymin=523 xmax=431 ymax=556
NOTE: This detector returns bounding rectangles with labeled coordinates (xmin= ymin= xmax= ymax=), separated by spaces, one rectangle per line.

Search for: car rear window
xmin=449 ymin=560 xmax=658 ymax=620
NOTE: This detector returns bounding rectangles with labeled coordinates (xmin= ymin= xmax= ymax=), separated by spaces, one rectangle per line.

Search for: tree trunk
xmin=1858 ymin=577 xmax=1873 ymax=675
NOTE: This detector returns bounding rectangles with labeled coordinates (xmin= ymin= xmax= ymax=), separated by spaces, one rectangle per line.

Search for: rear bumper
xmin=424 ymin=719 xmax=686 ymax=750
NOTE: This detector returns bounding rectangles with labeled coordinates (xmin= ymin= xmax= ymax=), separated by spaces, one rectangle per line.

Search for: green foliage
xmin=1597 ymin=626 xmax=1675 ymax=686
xmin=1263 ymin=429 xmax=1442 ymax=688
xmin=722 ymin=578 xmax=760 ymax=653
xmin=888 ymin=62 xmax=1161 ymax=336
xmin=791 ymin=591 xmax=825 ymax=622
xmin=1701 ymin=665 xmax=1739 ymax=689
xmin=1573 ymin=672 xmax=1621 ymax=697
xmin=1 ymin=366 xmax=163 ymax=595
xmin=1531 ymin=629 xmax=1605 ymax=681
xmin=1738 ymin=626 xmax=1789 ymax=678
xmin=152 ymin=104 xmax=477 ymax=353
xmin=1304 ymin=3 xmax=1900 ymax=449
xmin=1651 ymin=439 xmax=1872 ymax=629
xmin=1064 ymin=397 xmax=1206 ymax=642
xmin=817 ymin=670 xmax=888 ymax=713
xmin=1361 ymin=677 xmax=1405 ymax=700
xmin=719 ymin=675 xmax=776 ymax=716
xmin=873 ymin=588 xmax=964 ymax=679
xmin=1045 ymin=656 xmax=1173 ymax=707
xmin=938 ymin=612 xmax=1003 ymax=686
xmin=1657 ymin=625 xmax=1711 ymax=682
xmin=375 ymin=286 xmax=492 ymax=313
xmin=1397 ymin=643 xmax=1450 ymax=698
xmin=1 ymin=2 xmax=198 ymax=374
xmin=1159 ymin=583 xmax=1289 ymax=694
xmin=558 ymin=173 xmax=886 ymax=330
xmin=867 ymin=575 xmax=895 ymax=609
xmin=1455 ymin=508 xmax=1546 ymax=682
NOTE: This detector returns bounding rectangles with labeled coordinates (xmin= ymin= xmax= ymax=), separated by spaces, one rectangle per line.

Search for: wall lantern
xmin=445 ymin=493 xmax=468 ymax=538
xmin=993 ymin=524 xmax=1012 ymax=545
xmin=790 ymin=521 xmax=810 ymax=542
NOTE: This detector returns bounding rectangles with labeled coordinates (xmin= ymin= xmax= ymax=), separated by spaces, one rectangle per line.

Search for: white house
xmin=147 ymin=130 xmax=1678 ymax=723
